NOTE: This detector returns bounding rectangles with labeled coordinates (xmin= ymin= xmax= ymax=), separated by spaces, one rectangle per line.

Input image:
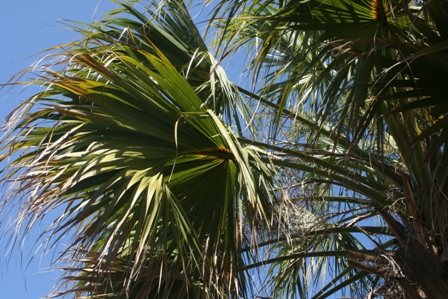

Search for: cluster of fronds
xmin=2 ymin=0 xmax=448 ymax=298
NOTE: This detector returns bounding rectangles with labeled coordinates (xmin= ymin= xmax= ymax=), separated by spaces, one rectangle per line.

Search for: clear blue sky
xmin=0 ymin=1 xmax=118 ymax=298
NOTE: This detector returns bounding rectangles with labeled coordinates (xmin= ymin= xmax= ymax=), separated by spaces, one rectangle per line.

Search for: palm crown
xmin=1 ymin=0 xmax=448 ymax=298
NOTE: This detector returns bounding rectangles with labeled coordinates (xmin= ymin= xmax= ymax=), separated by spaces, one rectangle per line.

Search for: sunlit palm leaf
xmin=1 ymin=1 xmax=279 ymax=298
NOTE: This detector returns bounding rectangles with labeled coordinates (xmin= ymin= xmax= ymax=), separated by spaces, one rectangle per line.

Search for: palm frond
xmin=0 ymin=1 xmax=280 ymax=298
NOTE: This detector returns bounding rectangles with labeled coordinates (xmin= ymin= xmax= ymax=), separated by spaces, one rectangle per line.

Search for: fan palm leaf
xmin=3 ymin=0 xmax=448 ymax=298
xmin=1 ymin=1 xmax=278 ymax=298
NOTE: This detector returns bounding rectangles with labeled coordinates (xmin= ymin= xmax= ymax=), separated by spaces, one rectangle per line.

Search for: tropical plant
xmin=1 ymin=0 xmax=448 ymax=298
xmin=210 ymin=0 xmax=448 ymax=298
xmin=1 ymin=1 xmax=278 ymax=298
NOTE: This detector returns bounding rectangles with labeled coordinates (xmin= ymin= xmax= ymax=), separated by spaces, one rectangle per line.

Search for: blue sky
xmin=0 ymin=1 xmax=118 ymax=298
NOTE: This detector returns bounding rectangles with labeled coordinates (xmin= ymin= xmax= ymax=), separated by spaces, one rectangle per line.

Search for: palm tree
xmin=210 ymin=0 xmax=448 ymax=298
xmin=1 ymin=1 xmax=278 ymax=298
xmin=2 ymin=0 xmax=448 ymax=298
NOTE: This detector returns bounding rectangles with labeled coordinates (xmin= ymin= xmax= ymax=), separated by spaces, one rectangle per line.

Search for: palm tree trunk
xmin=396 ymin=237 xmax=448 ymax=299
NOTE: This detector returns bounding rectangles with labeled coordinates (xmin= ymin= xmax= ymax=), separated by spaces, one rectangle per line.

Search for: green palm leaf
xmin=3 ymin=0 xmax=448 ymax=298
xmin=1 ymin=1 xmax=278 ymax=298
